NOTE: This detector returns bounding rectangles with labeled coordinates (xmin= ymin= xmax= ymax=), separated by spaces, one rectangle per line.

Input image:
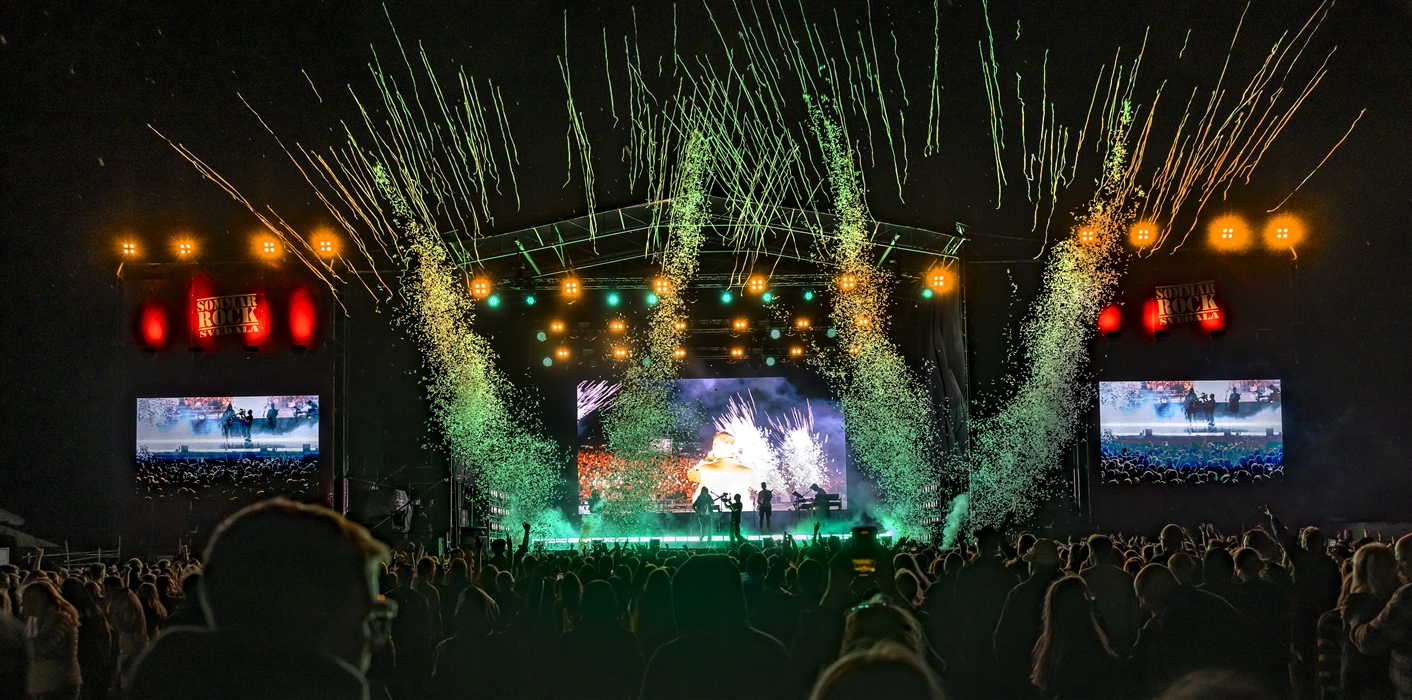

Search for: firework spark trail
xmin=559 ymin=12 xmax=597 ymax=240
xmin=767 ymin=404 xmax=828 ymax=494
xmin=576 ymin=380 xmax=621 ymax=422
xmin=712 ymin=393 xmax=783 ymax=494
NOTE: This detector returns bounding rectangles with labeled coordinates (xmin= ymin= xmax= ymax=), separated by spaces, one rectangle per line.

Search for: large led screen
xmin=577 ymin=377 xmax=846 ymax=511
xmin=136 ymin=395 xmax=320 ymax=497
xmin=1098 ymin=380 xmax=1283 ymax=484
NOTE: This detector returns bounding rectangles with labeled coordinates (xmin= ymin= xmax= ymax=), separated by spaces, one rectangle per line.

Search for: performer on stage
xmin=755 ymin=481 xmax=773 ymax=531
xmin=685 ymin=432 xmax=758 ymax=506
xmin=693 ymin=487 xmax=715 ymax=538
xmin=727 ymin=493 xmax=743 ymax=545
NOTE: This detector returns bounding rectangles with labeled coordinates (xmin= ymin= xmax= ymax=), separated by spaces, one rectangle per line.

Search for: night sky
xmin=3 ymin=2 xmax=1410 ymax=543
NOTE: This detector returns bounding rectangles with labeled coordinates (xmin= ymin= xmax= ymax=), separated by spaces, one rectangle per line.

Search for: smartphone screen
xmin=852 ymin=525 xmax=878 ymax=575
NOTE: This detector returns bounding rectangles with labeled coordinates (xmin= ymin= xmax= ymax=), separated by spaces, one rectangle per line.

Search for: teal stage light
xmin=826 ymin=327 xmax=838 ymax=338
xmin=803 ymin=290 xmax=815 ymax=301
xmin=542 ymin=357 xmax=552 ymax=367
xmin=769 ymin=328 xmax=781 ymax=339
xmin=607 ymin=292 xmax=620 ymax=306
xmin=765 ymin=356 xmax=776 ymax=367
xmin=487 ymin=294 xmax=501 ymax=307
xmin=525 ymin=294 xmax=537 ymax=305
xmin=646 ymin=292 xmax=659 ymax=305
xmin=536 ymin=331 xmax=547 ymax=342
xmin=761 ymin=291 xmax=774 ymax=303
xmin=921 ymin=288 xmax=934 ymax=299
xmin=720 ymin=291 xmax=733 ymax=303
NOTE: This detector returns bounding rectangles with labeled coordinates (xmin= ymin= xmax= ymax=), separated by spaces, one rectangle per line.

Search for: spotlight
xmin=795 ymin=318 xmax=811 ymax=329
xmin=525 ymin=294 xmax=536 ymax=305
xmin=1078 ymin=228 xmax=1097 ymax=244
xmin=542 ymin=357 xmax=553 ymax=367
xmin=606 ymin=292 xmax=620 ymax=306
xmin=317 ymin=239 xmax=335 ymax=255
xmin=471 ymin=278 xmax=491 ymax=298
xmin=486 ymin=294 xmax=501 ymax=308
xmin=790 ymin=346 xmax=804 ymax=357
xmin=175 ymin=239 xmax=195 ymax=257
xmin=826 ymin=328 xmax=838 ymax=338
xmin=610 ymin=320 xmax=626 ymax=333
xmin=536 ymin=331 xmax=547 ymax=342
xmin=838 ymin=274 xmax=857 ymax=292
xmin=550 ymin=321 xmax=565 ymax=333
xmin=927 ymin=269 xmax=947 ymax=292
xmin=310 ymin=229 xmax=338 ymax=257
xmin=556 ymin=347 xmax=571 ymax=360
xmin=261 ymin=240 xmax=278 ymax=256
xmin=732 ymin=319 xmax=749 ymax=331
xmin=803 ymin=290 xmax=815 ymax=301
xmin=121 ymin=241 xmax=138 ymax=256
xmin=720 ymin=291 xmax=733 ymax=304
xmin=921 ymin=288 xmax=934 ymax=299
xmin=1129 ymin=221 xmax=1157 ymax=248
xmin=856 ymin=316 xmax=871 ymax=328
xmin=1097 ymin=305 xmax=1122 ymax=335
xmin=673 ymin=347 xmax=687 ymax=359
xmin=653 ymin=278 xmax=671 ymax=294
xmin=848 ymin=345 xmax=860 ymax=355
xmin=613 ymin=346 xmax=629 ymax=360
xmin=645 ymin=293 xmax=659 ymax=306
xmin=769 ymin=328 xmax=781 ymax=340
xmin=1208 ymin=214 xmax=1251 ymax=251
xmin=761 ymin=291 xmax=774 ymax=304
xmin=562 ymin=277 xmax=581 ymax=298
xmin=765 ymin=357 xmax=776 ymax=367
xmin=730 ymin=347 xmax=745 ymax=359
xmin=673 ymin=320 xmax=687 ymax=331
xmin=1263 ymin=214 xmax=1305 ymax=249
xmin=747 ymin=275 xmax=767 ymax=294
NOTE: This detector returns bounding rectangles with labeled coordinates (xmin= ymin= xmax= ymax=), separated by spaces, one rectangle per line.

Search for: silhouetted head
xmin=1135 ymin=564 xmax=1179 ymax=615
xmin=1086 ymin=535 xmax=1114 ymax=566
xmin=1202 ymin=548 xmax=1234 ymax=586
xmin=809 ymin=640 xmax=944 ymax=700
xmin=671 ymin=554 xmax=747 ymax=634
xmin=581 ymin=580 xmax=619 ymax=628
xmin=453 ymin=586 xmax=498 ymax=637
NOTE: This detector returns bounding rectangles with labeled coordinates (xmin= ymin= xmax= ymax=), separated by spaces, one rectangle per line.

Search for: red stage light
xmin=139 ymin=304 xmax=167 ymax=348
xmin=289 ymin=288 xmax=317 ymax=345
xmin=1097 ymin=305 xmax=1122 ymax=334
xmin=1142 ymin=299 xmax=1162 ymax=335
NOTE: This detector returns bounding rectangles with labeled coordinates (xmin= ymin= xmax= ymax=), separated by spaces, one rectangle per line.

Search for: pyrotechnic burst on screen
xmin=1098 ymin=380 xmax=1283 ymax=485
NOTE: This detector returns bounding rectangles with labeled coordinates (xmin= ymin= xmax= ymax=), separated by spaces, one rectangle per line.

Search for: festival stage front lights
xmin=856 ymin=316 xmax=872 ymax=328
xmin=732 ymin=319 xmax=749 ymax=332
xmin=536 ymin=331 xmax=547 ymax=342
xmin=121 ymin=241 xmax=138 ymax=257
xmin=826 ymin=328 xmax=838 ymax=338
xmin=1208 ymin=214 xmax=1251 ymax=251
xmin=261 ymin=240 xmax=278 ymax=256
xmin=138 ymin=303 xmax=167 ymax=348
xmin=803 ymin=290 xmax=815 ymax=301
xmin=761 ymin=291 xmax=774 ymax=304
xmin=673 ymin=320 xmax=687 ymax=331
xmin=561 ymin=277 xmax=581 ymax=299
xmin=645 ymin=293 xmax=658 ymax=306
xmin=1263 ymin=214 xmax=1305 ymax=249
xmin=1078 ymin=228 xmax=1097 ymax=245
xmin=765 ymin=357 xmax=777 ymax=367
xmin=1129 ymin=221 xmax=1158 ymax=248
xmin=612 ymin=346 xmax=629 ymax=360
xmin=525 ymin=294 xmax=536 ymax=306
xmin=486 ymin=294 xmax=501 ymax=308
xmin=555 ymin=347 xmax=571 ymax=360
xmin=730 ymin=347 xmax=745 ymax=359
xmin=673 ymin=347 xmax=687 ymax=359
xmin=747 ymin=275 xmax=767 ymax=294
xmin=720 ymin=291 xmax=733 ymax=304
xmin=928 ymin=269 xmax=948 ymax=292
xmin=609 ymin=320 xmax=626 ymax=333
xmin=838 ymin=274 xmax=857 ymax=292
xmin=606 ymin=292 xmax=620 ymax=307
xmin=1097 ymin=304 xmax=1122 ymax=335
xmin=550 ymin=321 xmax=565 ymax=333
xmin=921 ymin=288 xmax=934 ymax=299
xmin=471 ymin=277 xmax=491 ymax=298
xmin=653 ymin=277 xmax=671 ymax=294
xmin=790 ymin=346 xmax=804 ymax=357
xmin=542 ymin=357 xmax=553 ymax=367
xmin=174 ymin=238 xmax=195 ymax=258
xmin=769 ymin=328 xmax=781 ymax=340
xmin=795 ymin=318 xmax=811 ymax=330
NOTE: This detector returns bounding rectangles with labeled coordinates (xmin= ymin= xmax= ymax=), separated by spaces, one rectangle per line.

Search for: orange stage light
xmin=1129 ymin=221 xmax=1157 ymax=248
xmin=1263 ymin=214 xmax=1306 ymax=249
xmin=789 ymin=346 xmax=804 ymax=357
xmin=673 ymin=320 xmax=687 ymax=331
xmin=795 ymin=318 xmax=811 ymax=329
xmin=471 ymin=278 xmax=491 ymax=298
xmin=856 ymin=316 xmax=871 ymax=328
xmin=729 ymin=347 xmax=745 ymax=359
xmin=555 ymin=347 xmax=570 ymax=360
xmin=121 ymin=241 xmax=138 ymax=256
xmin=673 ymin=348 xmax=687 ymax=359
xmin=1208 ymin=214 xmax=1251 ymax=251
xmin=838 ymin=274 xmax=857 ymax=292
xmin=612 ymin=347 xmax=629 ymax=360
xmin=733 ymin=319 xmax=748 ymax=331
xmin=609 ymin=320 xmax=626 ymax=333
xmin=1078 ymin=228 xmax=1097 ymax=245
xmin=747 ymin=275 xmax=767 ymax=294
xmin=653 ymin=278 xmax=671 ymax=294
xmin=561 ymin=277 xmax=581 ymax=298
xmin=550 ymin=321 xmax=565 ymax=333
xmin=175 ymin=239 xmax=195 ymax=257
xmin=927 ymin=269 xmax=948 ymax=291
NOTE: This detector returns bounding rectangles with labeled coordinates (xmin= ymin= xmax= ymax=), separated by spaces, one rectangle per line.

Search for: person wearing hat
xmin=993 ymin=538 xmax=1065 ymax=698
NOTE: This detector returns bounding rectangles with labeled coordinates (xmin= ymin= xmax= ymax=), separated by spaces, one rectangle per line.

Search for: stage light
xmin=921 ymin=288 xmax=934 ymax=299
xmin=856 ymin=316 xmax=871 ymax=328
xmin=612 ymin=346 xmax=629 ymax=360
xmin=175 ymin=239 xmax=195 ymax=257
xmin=653 ymin=277 xmax=671 ymax=294
xmin=1078 ymin=228 xmax=1097 ymax=244
xmin=542 ymin=357 xmax=553 ymax=367
xmin=730 ymin=347 xmax=745 ymax=359
xmin=317 ymin=239 xmax=335 ymax=255
xmin=795 ymin=318 xmax=811 ymax=330
xmin=550 ymin=321 xmax=565 ymax=333
xmin=848 ymin=345 xmax=860 ymax=355
xmin=536 ymin=331 xmax=547 ymax=342
xmin=673 ymin=348 xmax=686 ymax=359
xmin=486 ymin=294 xmax=501 ymax=308
xmin=609 ymin=320 xmax=626 ymax=333
xmin=761 ymin=291 xmax=774 ymax=304
xmin=732 ymin=319 xmax=749 ymax=331
xmin=139 ymin=303 xmax=167 ymax=348
xmin=790 ymin=346 xmax=804 ymax=357
xmin=838 ymin=274 xmax=857 ymax=292
xmin=561 ymin=277 xmax=581 ymax=298
xmin=747 ymin=275 xmax=767 ymax=294
xmin=1129 ymin=221 xmax=1157 ymax=248
xmin=927 ymin=268 xmax=947 ymax=292
xmin=720 ymin=291 xmax=733 ymax=304
xmin=645 ymin=293 xmax=658 ymax=306
xmin=803 ymin=290 xmax=815 ymax=301
xmin=606 ymin=292 xmax=620 ymax=306
xmin=826 ymin=328 xmax=838 ymax=338
xmin=1208 ymin=214 xmax=1251 ymax=251
xmin=556 ymin=347 xmax=570 ymax=360
xmin=525 ymin=294 xmax=536 ymax=305
xmin=1263 ymin=214 xmax=1305 ymax=249
xmin=261 ymin=240 xmax=278 ymax=256
xmin=765 ymin=357 xmax=776 ymax=367
xmin=769 ymin=328 xmax=781 ymax=339
xmin=673 ymin=320 xmax=687 ymax=331
xmin=121 ymin=241 xmax=138 ymax=256
xmin=471 ymin=277 xmax=491 ymax=298
xmin=1097 ymin=304 xmax=1122 ymax=334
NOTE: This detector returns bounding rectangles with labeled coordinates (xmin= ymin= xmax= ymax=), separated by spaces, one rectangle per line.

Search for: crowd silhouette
xmin=1 ymin=500 xmax=1409 ymax=700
